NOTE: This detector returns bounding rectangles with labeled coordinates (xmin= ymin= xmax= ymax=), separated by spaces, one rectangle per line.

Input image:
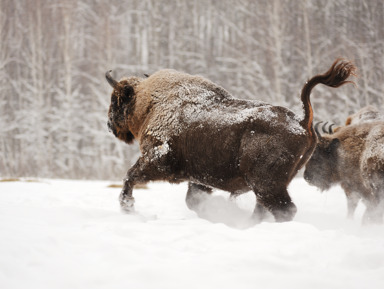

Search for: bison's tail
xmin=299 ymin=59 xmax=357 ymax=133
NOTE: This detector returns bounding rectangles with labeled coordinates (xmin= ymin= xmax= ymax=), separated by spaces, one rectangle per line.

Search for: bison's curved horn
xmin=328 ymin=124 xmax=335 ymax=134
xmin=320 ymin=121 xmax=335 ymax=134
xmin=106 ymin=70 xmax=119 ymax=88
xmin=314 ymin=121 xmax=323 ymax=138
xmin=322 ymin=122 xmax=329 ymax=134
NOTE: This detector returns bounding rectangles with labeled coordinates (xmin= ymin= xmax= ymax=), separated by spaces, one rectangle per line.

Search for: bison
xmin=304 ymin=119 xmax=384 ymax=224
xmin=106 ymin=59 xmax=356 ymax=223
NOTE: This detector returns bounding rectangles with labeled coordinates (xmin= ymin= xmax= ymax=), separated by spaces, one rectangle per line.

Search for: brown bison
xmin=304 ymin=118 xmax=384 ymax=224
xmin=106 ymin=59 xmax=356 ymax=222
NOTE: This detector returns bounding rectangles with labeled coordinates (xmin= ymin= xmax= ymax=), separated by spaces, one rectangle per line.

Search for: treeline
xmin=1 ymin=0 xmax=383 ymax=179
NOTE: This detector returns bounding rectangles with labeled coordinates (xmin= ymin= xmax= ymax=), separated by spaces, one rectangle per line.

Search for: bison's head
xmin=106 ymin=70 xmax=139 ymax=144
xmin=303 ymin=123 xmax=340 ymax=191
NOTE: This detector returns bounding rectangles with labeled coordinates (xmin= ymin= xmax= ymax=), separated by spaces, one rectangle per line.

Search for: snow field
xmin=0 ymin=178 xmax=384 ymax=289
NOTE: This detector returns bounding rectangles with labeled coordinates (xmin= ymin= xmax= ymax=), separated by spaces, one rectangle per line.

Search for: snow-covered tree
xmin=1 ymin=0 xmax=384 ymax=179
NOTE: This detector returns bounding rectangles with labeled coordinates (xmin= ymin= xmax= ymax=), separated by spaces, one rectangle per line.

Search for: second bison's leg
xmin=362 ymin=190 xmax=384 ymax=224
xmin=344 ymin=189 xmax=360 ymax=219
xmin=185 ymin=182 xmax=213 ymax=211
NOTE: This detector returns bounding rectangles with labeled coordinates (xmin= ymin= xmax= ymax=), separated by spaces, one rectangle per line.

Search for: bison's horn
xmin=321 ymin=122 xmax=335 ymax=134
xmin=328 ymin=124 xmax=335 ymax=134
xmin=314 ymin=121 xmax=323 ymax=138
xmin=106 ymin=70 xmax=119 ymax=88
xmin=321 ymin=122 xmax=329 ymax=134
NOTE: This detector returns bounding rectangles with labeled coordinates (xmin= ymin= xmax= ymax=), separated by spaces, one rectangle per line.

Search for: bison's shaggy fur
xmin=332 ymin=106 xmax=381 ymax=133
xmin=107 ymin=59 xmax=356 ymax=223
xmin=304 ymin=120 xmax=384 ymax=224
xmin=345 ymin=105 xmax=382 ymax=126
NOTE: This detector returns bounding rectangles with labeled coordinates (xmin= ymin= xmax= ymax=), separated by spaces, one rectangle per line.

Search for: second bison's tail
xmin=299 ymin=59 xmax=357 ymax=133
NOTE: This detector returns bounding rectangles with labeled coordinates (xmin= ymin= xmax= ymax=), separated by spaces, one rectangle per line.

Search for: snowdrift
xmin=0 ymin=178 xmax=383 ymax=289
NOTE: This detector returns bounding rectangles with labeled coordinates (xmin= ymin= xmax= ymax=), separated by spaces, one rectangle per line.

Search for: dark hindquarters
xmin=239 ymin=133 xmax=301 ymax=222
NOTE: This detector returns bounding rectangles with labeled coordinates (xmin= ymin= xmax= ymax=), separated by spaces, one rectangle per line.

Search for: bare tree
xmin=1 ymin=0 xmax=384 ymax=179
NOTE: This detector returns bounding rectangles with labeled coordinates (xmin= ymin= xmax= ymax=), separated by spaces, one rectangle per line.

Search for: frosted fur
xmin=141 ymin=69 xmax=305 ymax=145
xmin=346 ymin=105 xmax=382 ymax=126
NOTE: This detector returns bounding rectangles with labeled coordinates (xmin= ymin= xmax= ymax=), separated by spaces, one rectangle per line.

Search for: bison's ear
xmin=345 ymin=117 xmax=352 ymax=126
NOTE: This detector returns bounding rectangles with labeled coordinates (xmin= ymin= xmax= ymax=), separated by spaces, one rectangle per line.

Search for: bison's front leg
xmin=120 ymin=153 xmax=170 ymax=213
xmin=345 ymin=190 xmax=360 ymax=219
xmin=120 ymin=176 xmax=136 ymax=212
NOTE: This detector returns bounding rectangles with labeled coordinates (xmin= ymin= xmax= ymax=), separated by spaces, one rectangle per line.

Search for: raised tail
xmin=299 ymin=59 xmax=357 ymax=132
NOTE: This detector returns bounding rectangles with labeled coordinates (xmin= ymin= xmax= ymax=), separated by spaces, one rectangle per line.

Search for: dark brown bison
xmin=304 ymin=119 xmax=384 ymax=224
xmin=106 ymin=59 xmax=356 ymax=222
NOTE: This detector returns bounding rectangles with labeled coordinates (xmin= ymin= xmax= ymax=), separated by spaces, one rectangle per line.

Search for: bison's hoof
xmin=119 ymin=193 xmax=135 ymax=213
xmin=272 ymin=202 xmax=297 ymax=222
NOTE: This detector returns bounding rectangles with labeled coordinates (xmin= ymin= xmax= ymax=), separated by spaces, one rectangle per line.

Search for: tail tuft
xmin=300 ymin=59 xmax=357 ymax=132
xmin=320 ymin=58 xmax=357 ymax=88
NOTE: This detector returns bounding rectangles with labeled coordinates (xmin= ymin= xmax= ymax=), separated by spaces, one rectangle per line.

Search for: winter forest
xmin=1 ymin=0 xmax=384 ymax=180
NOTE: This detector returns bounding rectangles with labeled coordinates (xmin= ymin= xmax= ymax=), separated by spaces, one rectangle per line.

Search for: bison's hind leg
xmin=185 ymin=182 xmax=213 ymax=211
xmin=252 ymin=186 xmax=297 ymax=222
xmin=252 ymin=202 xmax=268 ymax=223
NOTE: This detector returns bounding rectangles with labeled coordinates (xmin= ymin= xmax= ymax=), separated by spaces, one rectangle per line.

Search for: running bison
xmin=304 ymin=117 xmax=384 ymax=224
xmin=106 ymin=59 xmax=356 ymax=222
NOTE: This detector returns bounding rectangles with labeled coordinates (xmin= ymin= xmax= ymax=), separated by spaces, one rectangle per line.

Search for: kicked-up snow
xmin=0 ymin=178 xmax=384 ymax=289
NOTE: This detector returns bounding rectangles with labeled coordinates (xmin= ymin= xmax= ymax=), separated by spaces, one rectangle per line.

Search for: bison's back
xmin=360 ymin=123 xmax=384 ymax=192
xmin=139 ymin=69 xmax=310 ymax=192
xmin=333 ymin=121 xmax=384 ymax=197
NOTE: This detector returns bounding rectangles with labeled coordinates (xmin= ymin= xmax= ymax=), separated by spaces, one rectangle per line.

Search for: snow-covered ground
xmin=1 ymin=178 xmax=383 ymax=289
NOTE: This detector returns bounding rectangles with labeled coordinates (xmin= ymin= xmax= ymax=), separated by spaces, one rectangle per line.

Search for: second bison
xmin=304 ymin=116 xmax=384 ymax=224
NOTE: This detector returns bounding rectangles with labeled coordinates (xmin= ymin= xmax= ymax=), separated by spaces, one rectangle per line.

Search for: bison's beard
xmin=304 ymin=169 xmax=333 ymax=191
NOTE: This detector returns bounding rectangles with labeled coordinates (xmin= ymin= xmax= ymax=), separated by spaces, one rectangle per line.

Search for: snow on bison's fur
xmin=345 ymin=105 xmax=382 ymax=126
xmin=106 ymin=59 xmax=356 ymax=223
